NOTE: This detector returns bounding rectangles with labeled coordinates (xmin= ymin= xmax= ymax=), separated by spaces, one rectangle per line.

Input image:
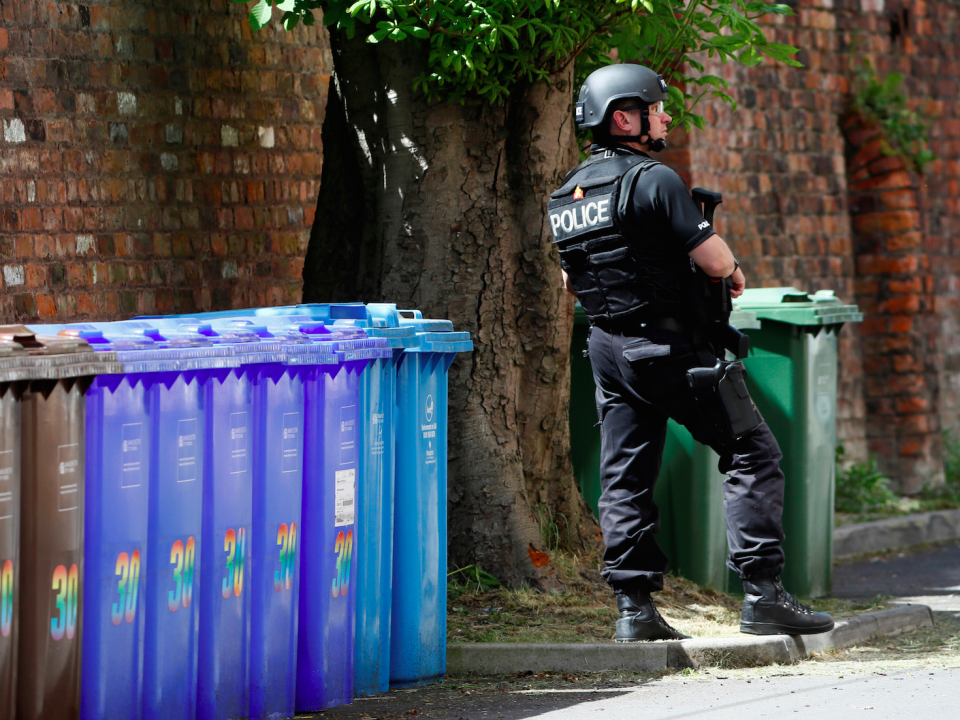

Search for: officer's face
xmin=646 ymin=102 xmax=671 ymax=140
xmin=611 ymin=103 xmax=672 ymax=145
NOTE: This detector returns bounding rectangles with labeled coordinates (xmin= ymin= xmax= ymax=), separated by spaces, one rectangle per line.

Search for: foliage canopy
xmin=238 ymin=0 xmax=801 ymax=132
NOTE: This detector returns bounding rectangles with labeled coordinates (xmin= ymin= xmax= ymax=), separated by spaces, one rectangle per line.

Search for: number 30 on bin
xmin=222 ymin=527 xmax=246 ymax=599
xmin=332 ymin=530 xmax=352 ymax=598
xmin=168 ymin=537 xmax=196 ymax=612
xmin=50 ymin=563 xmax=79 ymax=640
xmin=111 ymin=551 xmax=141 ymax=626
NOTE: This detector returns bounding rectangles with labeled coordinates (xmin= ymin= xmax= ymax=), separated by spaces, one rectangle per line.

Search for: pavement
xmin=310 ymin=543 xmax=960 ymax=719
xmin=833 ymin=508 xmax=960 ymax=560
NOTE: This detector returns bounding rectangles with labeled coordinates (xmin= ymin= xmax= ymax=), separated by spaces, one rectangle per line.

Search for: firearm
xmin=690 ymin=188 xmax=749 ymax=360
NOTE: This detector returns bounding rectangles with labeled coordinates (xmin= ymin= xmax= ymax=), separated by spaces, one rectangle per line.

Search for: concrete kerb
xmin=834 ymin=508 xmax=960 ymax=560
xmin=447 ymin=604 xmax=934 ymax=677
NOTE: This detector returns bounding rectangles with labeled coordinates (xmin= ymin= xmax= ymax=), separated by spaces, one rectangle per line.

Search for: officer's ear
xmin=611 ymin=109 xmax=633 ymax=134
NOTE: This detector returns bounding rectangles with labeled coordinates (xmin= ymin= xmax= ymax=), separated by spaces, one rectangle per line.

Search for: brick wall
xmin=666 ymin=0 xmax=960 ymax=491
xmin=0 ymin=0 xmax=330 ymax=321
xmin=2 ymin=0 xmax=959 ymax=491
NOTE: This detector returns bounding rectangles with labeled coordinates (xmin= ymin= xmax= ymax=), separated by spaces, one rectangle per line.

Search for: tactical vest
xmin=548 ymin=149 xmax=687 ymax=325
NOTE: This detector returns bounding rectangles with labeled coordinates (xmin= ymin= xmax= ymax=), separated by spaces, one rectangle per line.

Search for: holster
xmin=687 ymin=359 xmax=762 ymax=442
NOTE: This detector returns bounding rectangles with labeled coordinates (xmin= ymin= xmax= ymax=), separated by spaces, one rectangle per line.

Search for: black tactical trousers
xmin=588 ymin=325 xmax=786 ymax=595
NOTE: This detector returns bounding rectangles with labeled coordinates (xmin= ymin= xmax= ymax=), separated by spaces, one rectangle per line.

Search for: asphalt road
xmin=317 ymin=543 xmax=960 ymax=719
xmin=832 ymin=540 xmax=960 ymax=599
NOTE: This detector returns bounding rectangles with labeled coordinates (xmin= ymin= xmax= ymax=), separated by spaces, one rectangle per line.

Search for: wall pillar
xmin=843 ymin=113 xmax=943 ymax=493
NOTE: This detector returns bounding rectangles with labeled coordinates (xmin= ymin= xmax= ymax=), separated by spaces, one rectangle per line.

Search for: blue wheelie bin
xmin=196 ymin=328 xmax=279 ymax=720
xmin=373 ymin=311 xmax=472 ymax=688
xmin=79 ymin=335 xmax=168 ymax=720
xmin=211 ymin=322 xmax=316 ymax=720
xmin=333 ymin=318 xmax=416 ymax=697
xmin=293 ymin=326 xmax=387 ymax=710
xmin=142 ymin=336 xmax=235 ymax=720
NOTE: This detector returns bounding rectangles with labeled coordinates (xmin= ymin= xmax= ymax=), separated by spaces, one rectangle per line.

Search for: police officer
xmin=550 ymin=64 xmax=834 ymax=641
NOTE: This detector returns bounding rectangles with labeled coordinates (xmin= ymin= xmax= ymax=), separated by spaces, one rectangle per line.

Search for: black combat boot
xmin=740 ymin=577 xmax=834 ymax=636
xmin=615 ymin=592 xmax=691 ymax=642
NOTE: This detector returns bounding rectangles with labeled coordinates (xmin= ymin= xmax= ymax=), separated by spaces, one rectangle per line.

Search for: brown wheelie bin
xmin=0 ymin=339 xmax=34 ymax=720
xmin=0 ymin=327 xmax=118 ymax=720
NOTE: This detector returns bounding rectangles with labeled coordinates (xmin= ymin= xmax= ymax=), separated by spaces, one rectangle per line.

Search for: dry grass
xmin=447 ymin=550 xmax=880 ymax=644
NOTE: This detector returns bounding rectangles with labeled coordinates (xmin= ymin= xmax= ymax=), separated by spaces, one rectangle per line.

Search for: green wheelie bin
xmin=568 ymin=304 xmax=761 ymax=594
xmin=732 ymin=288 xmax=862 ymax=598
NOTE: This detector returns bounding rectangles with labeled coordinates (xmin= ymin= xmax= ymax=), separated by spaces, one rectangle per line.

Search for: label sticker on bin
xmin=282 ymin=412 xmax=300 ymax=473
xmin=121 ymin=422 xmax=143 ymax=488
xmin=372 ymin=413 xmax=384 ymax=456
xmin=339 ymin=405 xmax=356 ymax=464
xmin=177 ymin=418 xmax=197 ymax=482
xmin=0 ymin=449 xmax=11 ymax=520
xmin=335 ymin=469 xmax=355 ymax=527
xmin=58 ymin=443 xmax=79 ymax=511
xmin=230 ymin=411 xmax=248 ymax=475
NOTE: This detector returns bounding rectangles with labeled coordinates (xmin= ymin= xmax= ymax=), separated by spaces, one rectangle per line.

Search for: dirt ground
xmin=447 ymin=551 xmax=886 ymax=644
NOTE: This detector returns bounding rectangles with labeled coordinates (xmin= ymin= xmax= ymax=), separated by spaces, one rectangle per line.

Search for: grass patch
xmin=834 ymin=437 xmax=960 ymax=526
xmin=447 ymin=550 xmax=872 ymax=644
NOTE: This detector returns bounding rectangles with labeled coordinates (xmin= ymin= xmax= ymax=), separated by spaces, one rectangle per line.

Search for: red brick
xmin=35 ymin=294 xmax=56 ymax=317
xmin=885 ymin=232 xmax=923 ymax=252
xmin=852 ymin=211 xmax=922 ymax=235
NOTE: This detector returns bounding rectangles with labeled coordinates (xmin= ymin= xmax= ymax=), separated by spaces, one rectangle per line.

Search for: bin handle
xmin=398 ymin=309 xmax=423 ymax=319
xmin=0 ymin=325 xmax=41 ymax=347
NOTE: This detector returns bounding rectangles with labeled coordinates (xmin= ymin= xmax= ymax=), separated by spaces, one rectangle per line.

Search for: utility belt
xmin=592 ymin=315 xmax=761 ymax=442
xmin=591 ymin=314 xmax=692 ymax=338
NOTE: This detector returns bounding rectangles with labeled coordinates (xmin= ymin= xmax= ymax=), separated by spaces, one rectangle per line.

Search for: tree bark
xmin=303 ymin=29 xmax=596 ymax=587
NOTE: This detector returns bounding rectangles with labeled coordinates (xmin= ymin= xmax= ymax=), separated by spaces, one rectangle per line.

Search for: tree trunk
xmin=303 ymin=29 xmax=597 ymax=587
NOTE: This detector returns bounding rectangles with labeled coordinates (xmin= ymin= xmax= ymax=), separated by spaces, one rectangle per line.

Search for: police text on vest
xmin=549 ymin=193 xmax=615 ymax=243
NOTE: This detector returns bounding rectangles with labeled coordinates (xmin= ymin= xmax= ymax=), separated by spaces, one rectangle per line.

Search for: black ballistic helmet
xmin=576 ymin=64 xmax=669 ymax=130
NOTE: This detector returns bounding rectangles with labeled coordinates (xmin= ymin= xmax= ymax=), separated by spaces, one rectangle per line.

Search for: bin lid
xmin=733 ymin=288 xmax=864 ymax=326
xmin=192 ymin=323 xmax=284 ymax=363
xmin=729 ymin=308 xmax=761 ymax=331
xmin=399 ymin=317 xmax=455 ymax=332
xmin=294 ymin=303 xmax=369 ymax=322
xmin=408 ymin=331 xmax=474 ymax=354
xmin=218 ymin=320 xmax=277 ymax=338
xmin=0 ymin=339 xmax=34 ymax=382
xmin=332 ymin=319 xmax=419 ymax=349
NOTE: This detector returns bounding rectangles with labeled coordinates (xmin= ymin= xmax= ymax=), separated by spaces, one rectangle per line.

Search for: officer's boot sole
xmin=739 ymin=618 xmax=835 ymax=636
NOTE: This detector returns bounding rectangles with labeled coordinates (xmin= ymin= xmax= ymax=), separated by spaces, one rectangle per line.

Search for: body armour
xmin=548 ymin=149 xmax=688 ymax=325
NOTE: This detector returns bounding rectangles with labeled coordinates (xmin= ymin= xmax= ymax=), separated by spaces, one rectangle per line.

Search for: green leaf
xmin=739 ymin=46 xmax=763 ymax=66
xmin=249 ymin=0 xmax=271 ymax=30
xmin=282 ymin=10 xmax=300 ymax=30
xmin=302 ymin=10 xmax=316 ymax=26
xmin=276 ymin=0 xmax=295 ymax=12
